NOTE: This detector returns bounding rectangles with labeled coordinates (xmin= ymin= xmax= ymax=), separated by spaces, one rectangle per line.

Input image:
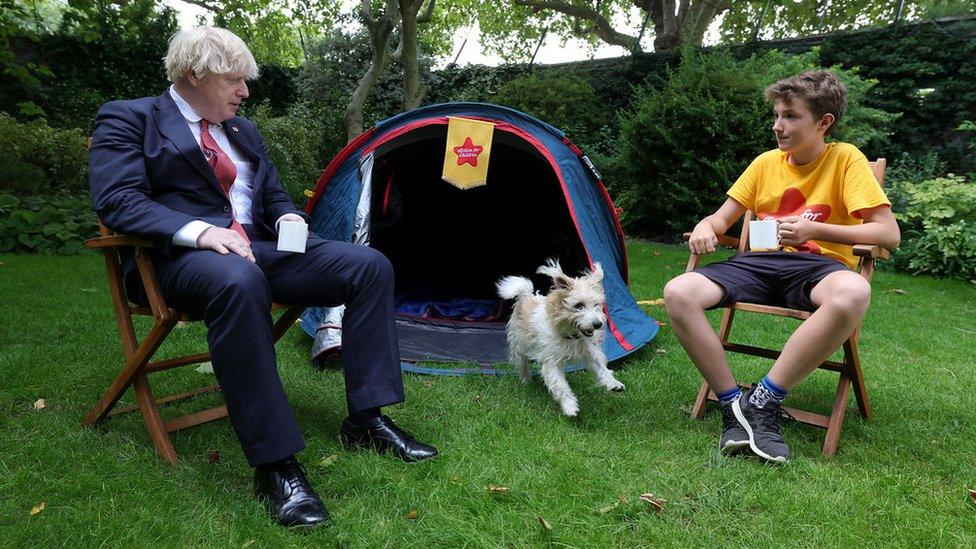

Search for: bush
xmin=248 ymin=101 xmax=338 ymax=207
xmin=883 ymin=152 xmax=947 ymax=218
xmin=613 ymin=48 xmax=771 ymax=238
xmin=0 ymin=112 xmax=89 ymax=195
xmin=0 ymin=193 xmax=97 ymax=254
xmin=889 ymin=174 xmax=976 ymax=283
xmin=491 ymin=72 xmax=604 ymax=150
xmin=612 ymin=47 xmax=898 ymax=239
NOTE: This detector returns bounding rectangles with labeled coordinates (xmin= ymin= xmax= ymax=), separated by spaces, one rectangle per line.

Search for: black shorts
xmin=694 ymin=252 xmax=851 ymax=311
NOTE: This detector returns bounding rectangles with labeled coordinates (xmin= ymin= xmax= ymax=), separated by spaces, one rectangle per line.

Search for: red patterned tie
xmin=199 ymin=119 xmax=250 ymax=244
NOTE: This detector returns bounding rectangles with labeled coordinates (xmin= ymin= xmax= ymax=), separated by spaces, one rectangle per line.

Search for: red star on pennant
xmin=453 ymin=137 xmax=484 ymax=167
xmin=758 ymin=187 xmax=832 ymax=254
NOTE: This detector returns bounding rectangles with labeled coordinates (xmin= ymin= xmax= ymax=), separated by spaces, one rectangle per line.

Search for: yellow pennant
xmin=442 ymin=117 xmax=495 ymax=190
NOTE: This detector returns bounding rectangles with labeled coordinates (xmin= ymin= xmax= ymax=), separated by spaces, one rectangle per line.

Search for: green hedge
xmin=0 ymin=112 xmax=89 ymax=195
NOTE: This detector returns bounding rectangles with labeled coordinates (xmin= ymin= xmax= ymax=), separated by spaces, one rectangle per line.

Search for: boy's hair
xmin=764 ymin=70 xmax=846 ymax=135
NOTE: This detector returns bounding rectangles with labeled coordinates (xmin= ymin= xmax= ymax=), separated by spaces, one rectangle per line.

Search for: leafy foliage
xmin=490 ymin=72 xmax=604 ymax=149
xmin=211 ymin=0 xmax=341 ymax=67
xmin=958 ymin=119 xmax=976 ymax=153
xmin=0 ymin=0 xmax=54 ymax=119
xmin=248 ymin=101 xmax=336 ymax=206
xmin=0 ymin=112 xmax=89 ymax=194
xmin=0 ymin=0 xmax=178 ymax=131
xmin=819 ymin=18 xmax=976 ymax=173
xmin=719 ymin=0 xmax=975 ymax=43
xmin=613 ymin=48 xmax=768 ymax=239
xmin=297 ymin=25 xmax=439 ymax=130
xmin=889 ymin=174 xmax=976 ymax=283
xmin=0 ymin=193 xmax=96 ymax=254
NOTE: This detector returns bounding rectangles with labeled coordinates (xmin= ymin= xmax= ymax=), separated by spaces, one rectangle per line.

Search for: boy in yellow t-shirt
xmin=663 ymin=71 xmax=900 ymax=463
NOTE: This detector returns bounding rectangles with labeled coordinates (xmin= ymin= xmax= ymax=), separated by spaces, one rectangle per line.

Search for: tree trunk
xmin=343 ymin=0 xmax=398 ymax=142
xmin=641 ymin=0 xmax=731 ymax=52
xmin=344 ymin=41 xmax=392 ymax=142
xmin=399 ymin=0 xmax=434 ymax=110
xmin=399 ymin=0 xmax=422 ymax=109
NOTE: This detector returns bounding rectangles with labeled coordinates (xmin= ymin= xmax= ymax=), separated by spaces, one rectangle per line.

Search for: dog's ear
xmin=536 ymin=258 xmax=572 ymax=290
xmin=588 ymin=262 xmax=604 ymax=283
xmin=550 ymin=273 xmax=572 ymax=291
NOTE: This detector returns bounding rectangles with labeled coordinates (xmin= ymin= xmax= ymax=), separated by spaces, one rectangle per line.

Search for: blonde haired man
xmin=89 ymin=26 xmax=437 ymax=529
xmin=663 ymin=71 xmax=900 ymax=463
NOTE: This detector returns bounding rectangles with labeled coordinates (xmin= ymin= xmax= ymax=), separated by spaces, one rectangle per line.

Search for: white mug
xmin=277 ymin=220 xmax=308 ymax=253
xmin=748 ymin=219 xmax=779 ymax=251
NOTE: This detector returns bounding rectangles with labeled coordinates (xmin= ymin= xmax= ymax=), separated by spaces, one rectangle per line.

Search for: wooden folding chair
xmin=83 ymin=222 xmax=305 ymax=465
xmin=686 ymin=159 xmax=889 ymax=456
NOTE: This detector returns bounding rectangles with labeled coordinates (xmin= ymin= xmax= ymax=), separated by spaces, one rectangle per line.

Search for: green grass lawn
xmin=2 ymin=242 xmax=975 ymax=546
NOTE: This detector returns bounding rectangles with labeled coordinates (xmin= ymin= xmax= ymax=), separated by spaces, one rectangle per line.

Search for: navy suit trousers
xmin=145 ymin=231 xmax=404 ymax=467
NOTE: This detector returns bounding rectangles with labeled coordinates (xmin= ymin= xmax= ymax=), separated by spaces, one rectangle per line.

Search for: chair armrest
xmin=85 ymin=234 xmax=156 ymax=249
xmin=681 ymin=232 xmax=741 ymax=250
xmin=852 ymin=244 xmax=890 ymax=260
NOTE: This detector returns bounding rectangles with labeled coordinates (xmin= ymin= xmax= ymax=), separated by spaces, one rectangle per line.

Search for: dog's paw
xmin=608 ymin=380 xmax=626 ymax=392
xmin=560 ymin=401 xmax=579 ymax=416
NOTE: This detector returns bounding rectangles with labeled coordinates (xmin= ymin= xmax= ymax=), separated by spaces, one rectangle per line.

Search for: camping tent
xmin=300 ymin=103 xmax=658 ymax=374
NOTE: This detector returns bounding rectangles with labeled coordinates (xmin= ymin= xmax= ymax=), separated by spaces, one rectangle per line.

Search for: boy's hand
xmin=688 ymin=223 xmax=719 ymax=255
xmin=777 ymin=215 xmax=817 ymax=246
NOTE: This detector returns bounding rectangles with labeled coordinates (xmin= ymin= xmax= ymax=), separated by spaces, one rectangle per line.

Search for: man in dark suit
xmin=88 ymin=26 xmax=437 ymax=529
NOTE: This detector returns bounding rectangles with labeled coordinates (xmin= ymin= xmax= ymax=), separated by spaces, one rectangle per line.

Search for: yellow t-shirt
xmin=727 ymin=142 xmax=891 ymax=269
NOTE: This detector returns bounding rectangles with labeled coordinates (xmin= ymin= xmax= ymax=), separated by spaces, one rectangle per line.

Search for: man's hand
xmin=777 ymin=215 xmax=818 ymax=247
xmin=688 ymin=221 xmax=719 ymax=255
xmin=277 ymin=213 xmax=305 ymax=226
xmin=197 ymin=226 xmax=255 ymax=262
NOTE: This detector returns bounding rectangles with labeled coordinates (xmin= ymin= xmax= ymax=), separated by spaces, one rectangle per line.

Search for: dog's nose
xmin=592 ymin=321 xmax=603 ymax=330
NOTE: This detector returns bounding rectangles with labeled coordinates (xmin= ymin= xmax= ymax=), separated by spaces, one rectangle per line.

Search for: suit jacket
xmin=88 ymin=91 xmax=306 ymax=258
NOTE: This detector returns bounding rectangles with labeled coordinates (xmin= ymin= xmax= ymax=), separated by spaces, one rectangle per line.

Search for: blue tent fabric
xmin=301 ymin=103 xmax=658 ymax=374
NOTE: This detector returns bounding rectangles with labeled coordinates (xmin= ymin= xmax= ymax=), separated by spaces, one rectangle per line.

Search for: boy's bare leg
xmin=664 ymin=272 xmax=737 ymax=393
xmin=766 ymin=270 xmax=871 ymax=389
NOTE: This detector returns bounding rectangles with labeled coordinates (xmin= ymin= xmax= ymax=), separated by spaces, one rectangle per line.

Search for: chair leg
xmin=271 ymin=306 xmax=305 ymax=342
xmin=133 ymin=373 xmax=179 ymax=465
xmin=717 ymin=308 xmax=735 ymax=342
xmin=83 ymin=318 xmax=177 ymax=427
xmin=822 ymin=374 xmax=852 ymax=457
xmin=845 ymin=338 xmax=873 ymax=421
xmin=691 ymin=382 xmax=711 ymax=419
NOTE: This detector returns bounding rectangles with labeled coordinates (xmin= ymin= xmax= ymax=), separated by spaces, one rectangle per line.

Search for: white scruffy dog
xmin=497 ymin=259 xmax=625 ymax=416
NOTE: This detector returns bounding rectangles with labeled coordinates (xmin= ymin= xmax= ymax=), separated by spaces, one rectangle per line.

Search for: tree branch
xmin=417 ymin=0 xmax=436 ymax=23
xmin=514 ymin=0 xmax=639 ymax=50
xmin=172 ymin=0 xmax=219 ymax=13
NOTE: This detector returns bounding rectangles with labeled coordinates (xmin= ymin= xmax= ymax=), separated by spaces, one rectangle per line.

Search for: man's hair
xmin=764 ymin=70 xmax=847 ymax=135
xmin=164 ymin=26 xmax=259 ymax=83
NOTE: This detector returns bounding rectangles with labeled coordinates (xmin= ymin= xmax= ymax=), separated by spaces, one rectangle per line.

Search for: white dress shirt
xmin=169 ymin=85 xmax=257 ymax=247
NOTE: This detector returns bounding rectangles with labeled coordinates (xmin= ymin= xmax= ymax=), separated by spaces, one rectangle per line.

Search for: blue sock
xmin=716 ymin=386 xmax=742 ymax=405
xmin=749 ymin=376 xmax=788 ymax=409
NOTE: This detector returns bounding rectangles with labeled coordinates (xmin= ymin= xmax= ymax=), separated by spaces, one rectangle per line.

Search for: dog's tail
xmin=497 ymin=276 xmax=534 ymax=300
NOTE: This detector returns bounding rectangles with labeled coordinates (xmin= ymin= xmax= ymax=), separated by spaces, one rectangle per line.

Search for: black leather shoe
xmin=254 ymin=459 xmax=330 ymax=528
xmin=340 ymin=415 xmax=438 ymax=462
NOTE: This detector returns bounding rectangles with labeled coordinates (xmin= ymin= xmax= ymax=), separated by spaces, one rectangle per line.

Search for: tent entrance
xmin=367 ymin=125 xmax=588 ymax=365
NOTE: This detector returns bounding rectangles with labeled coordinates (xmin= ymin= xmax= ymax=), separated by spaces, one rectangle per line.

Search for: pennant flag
xmin=442 ymin=117 xmax=495 ymax=190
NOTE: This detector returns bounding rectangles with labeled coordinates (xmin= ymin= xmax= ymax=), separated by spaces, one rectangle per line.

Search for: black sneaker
xmin=719 ymin=403 xmax=750 ymax=454
xmin=732 ymin=389 xmax=790 ymax=464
